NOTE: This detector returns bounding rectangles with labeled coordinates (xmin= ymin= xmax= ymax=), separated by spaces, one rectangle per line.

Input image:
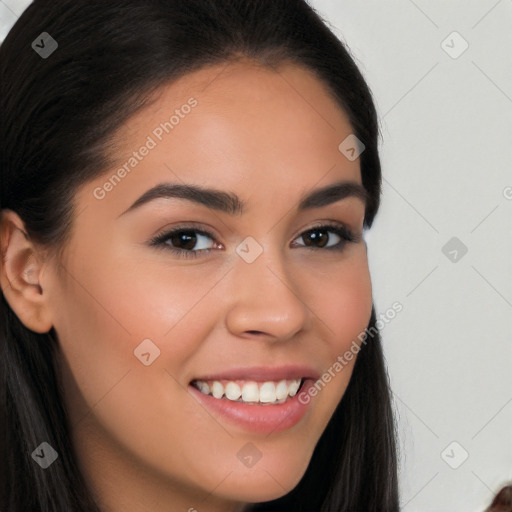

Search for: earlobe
xmin=0 ymin=209 xmax=53 ymax=334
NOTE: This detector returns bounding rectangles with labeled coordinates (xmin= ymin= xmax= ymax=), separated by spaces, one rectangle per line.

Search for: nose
xmin=224 ymin=242 xmax=311 ymax=341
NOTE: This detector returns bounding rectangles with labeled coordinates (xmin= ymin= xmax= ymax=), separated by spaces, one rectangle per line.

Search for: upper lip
xmin=190 ymin=365 xmax=320 ymax=383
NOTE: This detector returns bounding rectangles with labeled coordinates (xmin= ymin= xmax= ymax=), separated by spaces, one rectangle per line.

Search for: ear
xmin=0 ymin=209 xmax=53 ymax=333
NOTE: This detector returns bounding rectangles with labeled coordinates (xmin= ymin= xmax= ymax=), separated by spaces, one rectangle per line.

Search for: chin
xmin=215 ymin=453 xmax=310 ymax=504
xmin=219 ymin=476 xmax=299 ymax=504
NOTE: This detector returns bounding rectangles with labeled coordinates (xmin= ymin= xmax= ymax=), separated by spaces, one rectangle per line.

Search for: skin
xmin=0 ymin=59 xmax=373 ymax=512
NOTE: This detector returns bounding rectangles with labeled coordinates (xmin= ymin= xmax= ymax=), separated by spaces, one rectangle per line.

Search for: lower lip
xmin=188 ymin=379 xmax=316 ymax=434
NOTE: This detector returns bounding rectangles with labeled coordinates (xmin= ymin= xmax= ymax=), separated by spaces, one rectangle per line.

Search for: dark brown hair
xmin=486 ymin=485 xmax=512 ymax=512
xmin=0 ymin=1 xmax=398 ymax=510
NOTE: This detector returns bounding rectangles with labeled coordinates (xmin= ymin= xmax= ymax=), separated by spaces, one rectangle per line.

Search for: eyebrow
xmin=118 ymin=179 xmax=369 ymax=218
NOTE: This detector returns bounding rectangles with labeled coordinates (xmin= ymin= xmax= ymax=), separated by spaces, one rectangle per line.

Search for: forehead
xmin=77 ymin=58 xmax=362 ymax=219
xmin=114 ymin=57 xmax=355 ymax=154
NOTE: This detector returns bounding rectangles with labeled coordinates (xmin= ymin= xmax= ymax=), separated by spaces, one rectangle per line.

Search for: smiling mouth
xmin=190 ymin=378 xmax=306 ymax=405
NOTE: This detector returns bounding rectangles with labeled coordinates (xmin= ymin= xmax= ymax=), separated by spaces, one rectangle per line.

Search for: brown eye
xmin=301 ymin=228 xmax=330 ymax=248
xmin=293 ymin=224 xmax=357 ymax=251
xmin=149 ymin=222 xmax=358 ymax=260
xmin=168 ymin=230 xmax=199 ymax=251
xmin=149 ymin=227 xmax=218 ymax=259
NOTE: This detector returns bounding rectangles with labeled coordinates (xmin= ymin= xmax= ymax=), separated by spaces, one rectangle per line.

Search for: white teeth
xmin=196 ymin=381 xmax=211 ymax=395
xmin=275 ymin=380 xmax=288 ymax=400
xmin=241 ymin=381 xmax=259 ymax=402
xmin=192 ymin=378 xmax=303 ymax=404
xmin=211 ymin=381 xmax=224 ymax=399
xmin=289 ymin=379 xmax=301 ymax=397
xmin=259 ymin=382 xmax=276 ymax=403
xmin=224 ymin=382 xmax=241 ymax=400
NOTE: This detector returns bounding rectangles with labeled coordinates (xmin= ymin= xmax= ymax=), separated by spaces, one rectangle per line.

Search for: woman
xmin=0 ymin=1 xmax=399 ymax=511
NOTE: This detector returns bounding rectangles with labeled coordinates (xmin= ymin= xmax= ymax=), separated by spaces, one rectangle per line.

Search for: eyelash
xmin=148 ymin=222 xmax=360 ymax=259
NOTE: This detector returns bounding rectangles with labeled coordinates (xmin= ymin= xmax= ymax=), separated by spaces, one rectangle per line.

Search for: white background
xmin=1 ymin=1 xmax=511 ymax=511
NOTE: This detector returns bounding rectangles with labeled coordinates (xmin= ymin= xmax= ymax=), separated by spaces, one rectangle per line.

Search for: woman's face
xmin=44 ymin=60 xmax=373 ymax=511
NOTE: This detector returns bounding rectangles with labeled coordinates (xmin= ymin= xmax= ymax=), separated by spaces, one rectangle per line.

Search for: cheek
xmin=51 ymin=254 xmax=227 ymax=483
xmin=304 ymin=248 xmax=373 ymax=400
xmin=52 ymin=245 xmax=231 ymax=440
xmin=311 ymin=249 xmax=373 ymax=351
xmin=58 ymin=248 xmax=217 ymax=366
